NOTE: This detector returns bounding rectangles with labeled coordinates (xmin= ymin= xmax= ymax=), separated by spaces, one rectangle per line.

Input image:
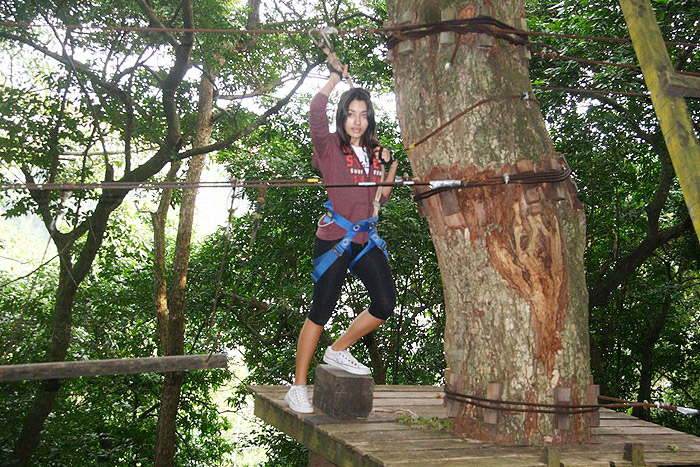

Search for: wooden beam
xmin=618 ymin=0 xmax=700 ymax=242
xmin=0 ymin=354 xmax=228 ymax=381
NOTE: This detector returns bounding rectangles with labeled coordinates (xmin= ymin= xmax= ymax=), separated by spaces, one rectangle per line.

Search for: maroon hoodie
xmin=310 ymin=92 xmax=387 ymax=244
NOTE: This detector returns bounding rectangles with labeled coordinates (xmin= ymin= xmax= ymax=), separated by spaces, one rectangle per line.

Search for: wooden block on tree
xmin=313 ymin=364 xmax=373 ymax=419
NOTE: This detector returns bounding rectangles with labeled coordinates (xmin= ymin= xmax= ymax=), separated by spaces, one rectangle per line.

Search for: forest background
xmin=0 ymin=0 xmax=698 ymax=465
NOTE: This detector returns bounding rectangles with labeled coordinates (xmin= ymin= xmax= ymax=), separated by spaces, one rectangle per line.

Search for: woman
xmin=285 ymin=65 xmax=399 ymax=414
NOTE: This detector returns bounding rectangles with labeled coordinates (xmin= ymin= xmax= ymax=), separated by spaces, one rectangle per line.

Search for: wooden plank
xmin=385 ymin=460 xmax=565 ymax=467
xmin=332 ymin=430 xmax=456 ymax=444
xmin=320 ymin=421 xmax=409 ymax=434
xmin=377 ymin=447 xmax=545 ymax=466
xmin=593 ymin=426 xmax=689 ymax=436
xmin=355 ymin=438 xmax=495 ymax=453
xmin=599 ymin=418 xmax=661 ymax=427
xmin=252 ymin=385 xmax=700 ymax=466
xmin=373 ymin=399 xmax=444 ymax=407
xmin=563 ymin=442 xmax=700 ymax=454
xmin=254 ymin=390 xmax=379 ymax=467
xmin=0 ymin=354 xmax=228 ymax=381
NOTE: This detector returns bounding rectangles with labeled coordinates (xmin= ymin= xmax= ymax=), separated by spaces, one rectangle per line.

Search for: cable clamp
xmin=503 ymin=173 xmax=510 ymax=184
xmin=429 ymin=180 xmax=461 ymax=189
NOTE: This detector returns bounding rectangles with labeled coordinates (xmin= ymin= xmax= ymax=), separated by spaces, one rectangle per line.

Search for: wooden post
xmin=0 ymin=354 xmax=228 ymax=381
xmin=624 ymin=443 xmax=646 ymax=466
xmin=484 ymin=382 xmax=503 ymax=425
xmin=539 ymin=446 xmax=561 ymax=467
xmin=618 ymin=0 xmax=700 ymax=242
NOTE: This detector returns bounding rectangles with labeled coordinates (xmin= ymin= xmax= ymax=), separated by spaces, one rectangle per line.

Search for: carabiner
xmin=308 ymin=26 xmax=338 ymax=52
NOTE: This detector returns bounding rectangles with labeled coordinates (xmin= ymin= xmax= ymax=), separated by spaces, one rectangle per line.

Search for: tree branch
xmin=177 ymin=60 xmax=321 ymax=160
xmin=132 ymin=0 xmax=180 ymax=47
xmin=591 ymin=94 xmax=657 ymax=145
xmin=588 ymin=217 xmax=693 ymax=310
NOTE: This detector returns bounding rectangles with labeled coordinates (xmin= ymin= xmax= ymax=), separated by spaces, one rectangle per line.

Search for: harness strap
xmin=311 ymin=201 xmax=388 ymax=282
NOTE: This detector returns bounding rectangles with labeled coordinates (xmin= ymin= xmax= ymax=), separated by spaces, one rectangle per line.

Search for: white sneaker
xmin=285 ymin=385 xmax=314 ymax=414
xmin=323 ymin=346 xmax=371 ymax=375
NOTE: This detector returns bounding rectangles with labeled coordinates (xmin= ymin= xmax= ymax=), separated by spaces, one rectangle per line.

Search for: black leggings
xmin=308 ymin=237 xmax=396 ymax=326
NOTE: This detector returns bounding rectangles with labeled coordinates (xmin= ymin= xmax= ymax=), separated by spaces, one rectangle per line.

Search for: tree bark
xmin=388 ymin=1 xmax=590 ymax=443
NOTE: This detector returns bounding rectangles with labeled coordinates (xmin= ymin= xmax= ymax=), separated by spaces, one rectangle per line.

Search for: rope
xmin=0 ymin=169 xmax=572 ymax=193
xmin=202 ymin=187 xmax=238 ymax=358
xmin=406 ymin=93 xmax=538 ymax=151
xmin=533 ymin=85 xmax=648 ymax=98
xmin=533 ymin=51 xmax=700 ymax=78
xmin=445 ymin=387 xmax=598 ymax=415
xmin=386 ymin=16 xmax=529 ymax=50
xmin=203 ymin=183 xmax=266 ymax=358
xmin=2 ymin=18 xmax=699 ymax=48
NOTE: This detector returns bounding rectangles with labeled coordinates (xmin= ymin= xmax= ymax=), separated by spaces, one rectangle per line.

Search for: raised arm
xmin=310 ymin=65 xmax=349 ymax=165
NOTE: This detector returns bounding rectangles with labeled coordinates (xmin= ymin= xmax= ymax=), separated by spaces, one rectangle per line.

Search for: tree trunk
xmin=12 ymin=211 xmax=117 ymax=463
xmin=11 ymin=269 xmax=76 ymax=464
xmin=388 ymin=1 xmax=591 ymax=443
xmin=154 ymin=70 xmax=215 ymax=465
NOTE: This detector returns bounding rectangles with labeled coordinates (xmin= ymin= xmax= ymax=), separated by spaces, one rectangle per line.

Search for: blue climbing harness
xmin=311 ymin=200 xmax=389 ymax=282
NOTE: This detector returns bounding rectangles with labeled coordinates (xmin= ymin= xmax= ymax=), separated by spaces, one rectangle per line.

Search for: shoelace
xmin=291 ymin=388 xmax=308 ymax=403
xmin=339 ymin=352 xmax=359 ymax=366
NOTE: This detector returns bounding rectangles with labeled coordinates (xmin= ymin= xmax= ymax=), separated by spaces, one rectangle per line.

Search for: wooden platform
xmin=251 ymin=385 xmax=700 ymax=466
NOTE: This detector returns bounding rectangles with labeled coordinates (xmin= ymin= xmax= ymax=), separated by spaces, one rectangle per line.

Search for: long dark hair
xmin=335 ymin=88 xmax=378 ymax=157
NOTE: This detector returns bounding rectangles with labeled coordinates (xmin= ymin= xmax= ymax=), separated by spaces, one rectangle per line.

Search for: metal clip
xmin=503 ymin=173 xmax=510 ymax=184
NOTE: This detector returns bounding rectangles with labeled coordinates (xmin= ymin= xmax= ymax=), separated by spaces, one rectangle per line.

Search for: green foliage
xmin=0 ymin=206 xmax=233 ymax=464
xmin=397 ymin=413 xmax=453 ymax=431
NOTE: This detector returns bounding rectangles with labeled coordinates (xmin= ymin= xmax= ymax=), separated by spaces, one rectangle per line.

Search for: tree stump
xmin=313 ymin=365 xmax=373 ymax=419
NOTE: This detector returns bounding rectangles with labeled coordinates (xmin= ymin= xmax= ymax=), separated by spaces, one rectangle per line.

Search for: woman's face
xmin=344 ymin=99 xmax=368 ymax=146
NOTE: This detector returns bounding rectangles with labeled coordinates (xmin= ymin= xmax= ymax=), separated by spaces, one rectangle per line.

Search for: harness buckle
xmin=333 ymin=239 xmax=350 ymax=257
